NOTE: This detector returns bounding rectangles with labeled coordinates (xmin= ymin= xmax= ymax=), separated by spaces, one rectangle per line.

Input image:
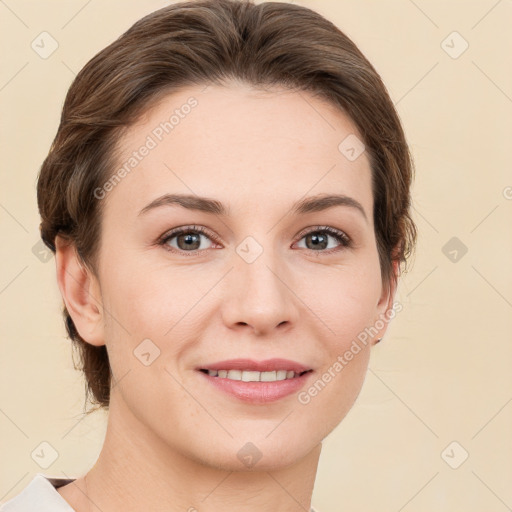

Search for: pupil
xmin=309 ymin=233 xmax=327 ymax=250
xmin=179 ymin=233 xmax=200 ymax=250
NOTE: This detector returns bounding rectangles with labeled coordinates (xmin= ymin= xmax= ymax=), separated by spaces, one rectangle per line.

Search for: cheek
xmin=101 ymin=253 xmax=201 ymax=331
xmin=294 ymin=263 xmax=380 ymax=411
xmin=297 ymin=276 xmax=376 ymax=431
xmin=99 ymin=259 xmax=217 ymax=375
xmin=98 ymin=266 xmax=196 ymax=418
xmin=301 ymin=263 xmax=382 ymax=346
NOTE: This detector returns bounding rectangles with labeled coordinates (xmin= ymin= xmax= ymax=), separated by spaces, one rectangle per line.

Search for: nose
xmin=221 ymin=249 xmax=300 ymax=336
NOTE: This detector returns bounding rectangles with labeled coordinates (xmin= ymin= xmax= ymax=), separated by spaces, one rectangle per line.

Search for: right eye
xmin=158 ymin=225 xmax=221 ymax=256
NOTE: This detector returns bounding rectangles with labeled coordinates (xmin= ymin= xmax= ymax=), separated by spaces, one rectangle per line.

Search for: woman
xmin=1 ymin=0 xmax=416 ymax=510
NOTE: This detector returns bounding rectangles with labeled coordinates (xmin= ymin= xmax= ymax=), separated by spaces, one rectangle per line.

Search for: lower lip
xmin=197 ymin=370 xmax=314 ymax=403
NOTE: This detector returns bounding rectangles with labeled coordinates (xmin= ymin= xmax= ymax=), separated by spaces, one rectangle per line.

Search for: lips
xmin=197 ymin=358 xmax=312 ymax=374
xmin=197 ymin=360 xmax=314 ymax=403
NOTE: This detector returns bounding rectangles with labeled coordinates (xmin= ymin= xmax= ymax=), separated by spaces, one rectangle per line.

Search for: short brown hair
xmin=37 ymin=0 xmax=417 ymax=413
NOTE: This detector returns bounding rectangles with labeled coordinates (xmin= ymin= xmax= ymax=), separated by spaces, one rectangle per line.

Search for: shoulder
xmin=0 ymin=473 xmax=77 ymax=512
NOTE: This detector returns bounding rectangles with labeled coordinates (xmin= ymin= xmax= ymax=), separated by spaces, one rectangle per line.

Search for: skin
xmin=55 ymin=81 xmax=398 ymax=512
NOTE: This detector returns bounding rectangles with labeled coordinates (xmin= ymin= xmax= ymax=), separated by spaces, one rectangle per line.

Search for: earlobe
xmin=372 ymin=259 xmax=400 ymax=346
xmin=54 ymin=236 xmax=105 ymax=346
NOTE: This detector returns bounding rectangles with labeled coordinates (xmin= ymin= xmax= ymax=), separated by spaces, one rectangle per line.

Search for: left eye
xmin=295 ymin=229 xmax=349 ymax=251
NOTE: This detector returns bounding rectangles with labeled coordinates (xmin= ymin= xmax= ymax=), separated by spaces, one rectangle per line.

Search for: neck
xmin=83 ymin=392 xmax=321 ymax=512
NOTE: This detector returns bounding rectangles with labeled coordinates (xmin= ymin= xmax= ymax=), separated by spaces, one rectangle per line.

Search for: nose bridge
xmin=222 ymin=237 xmax=298 ymax=334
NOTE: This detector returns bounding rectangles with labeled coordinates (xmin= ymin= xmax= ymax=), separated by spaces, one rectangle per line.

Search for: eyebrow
xmin=138 ymin=192 xmax=368 ymax=223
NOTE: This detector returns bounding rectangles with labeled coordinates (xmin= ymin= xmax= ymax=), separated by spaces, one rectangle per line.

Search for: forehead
xmin=106 ymin=82 xmax=373 ymax=220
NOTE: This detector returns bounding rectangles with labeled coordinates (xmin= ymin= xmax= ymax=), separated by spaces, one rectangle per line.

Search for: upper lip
xmin=198 ymin=358 xmax=312 ymax=373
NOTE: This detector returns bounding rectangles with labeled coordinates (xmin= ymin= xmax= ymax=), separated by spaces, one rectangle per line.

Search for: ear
xmin=371 ymin=258 xmax=401 ymax=346
xmin=55 ymin=235 xmax=105 ymax=346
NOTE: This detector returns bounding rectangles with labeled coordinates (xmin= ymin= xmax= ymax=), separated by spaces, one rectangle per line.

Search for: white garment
xmin=0 ymin=473 xmax=77 ymax=511
xmin=0 ymin=473 xmax=318 ymax=511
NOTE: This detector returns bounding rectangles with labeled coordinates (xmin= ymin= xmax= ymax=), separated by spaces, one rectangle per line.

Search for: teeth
xmin=261 ymin=371 xmax=276 ymax=382
xmin=205 ymin=369 xmax=301 ymax=381
xmin=276 ymin=370 xmax=287 ymax=380
xmin=242 ymin=370 xmax=260 ymax=382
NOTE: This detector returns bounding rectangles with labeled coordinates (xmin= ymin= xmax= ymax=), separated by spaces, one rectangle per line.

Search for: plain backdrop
xmin=1 ymin=0 xmax=511 ymax=510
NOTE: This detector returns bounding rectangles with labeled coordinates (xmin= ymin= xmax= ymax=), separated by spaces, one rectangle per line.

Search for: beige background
xmin=1 ymin=0 xmax=511 ymax=510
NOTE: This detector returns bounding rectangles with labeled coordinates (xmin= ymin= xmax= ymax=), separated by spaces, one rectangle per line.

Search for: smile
xmin=199 ymin=369 xmax=312 ymax=382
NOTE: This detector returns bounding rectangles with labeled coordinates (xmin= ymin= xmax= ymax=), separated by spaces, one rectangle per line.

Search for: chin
xmin=194 ymin=431 xmax=319 ymax=473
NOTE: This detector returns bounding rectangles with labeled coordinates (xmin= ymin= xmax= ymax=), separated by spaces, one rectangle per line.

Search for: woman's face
xmin=84 ymin=82 xmax=396 ymax=470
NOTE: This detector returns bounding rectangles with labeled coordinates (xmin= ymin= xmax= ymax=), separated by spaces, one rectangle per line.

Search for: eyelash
xmin=158 ymin=224 xmax=352 ymax=257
